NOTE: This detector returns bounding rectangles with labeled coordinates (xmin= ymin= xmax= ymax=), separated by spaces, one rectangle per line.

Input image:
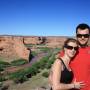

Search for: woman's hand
xmin=73 ymin=79 xmax=85 ymax=89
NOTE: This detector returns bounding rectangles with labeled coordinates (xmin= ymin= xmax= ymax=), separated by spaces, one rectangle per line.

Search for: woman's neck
xmin=61 ymin=55 xmax=71 ymax=65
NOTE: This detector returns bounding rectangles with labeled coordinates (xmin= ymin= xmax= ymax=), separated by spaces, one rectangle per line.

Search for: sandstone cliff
xmin=1 ymin=35 xmax=87 ymax=62
xmin=0 ymin=36 xmax=29 ymax=62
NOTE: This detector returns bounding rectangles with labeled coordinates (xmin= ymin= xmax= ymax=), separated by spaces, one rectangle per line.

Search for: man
xmin=70 ymin=23 xmax=90 ymax=90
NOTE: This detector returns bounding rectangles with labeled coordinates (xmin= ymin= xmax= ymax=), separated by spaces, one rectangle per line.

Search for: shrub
xmin=39 ymin=47 xmax=51 ymax=52
xmin=0 ymin=67 xmax=4 ymax=71
xmin=11 ymin=59 xmax=28 ymax=66
xmin=9 ymin=70 xmax=28 ymax=83
xmin=0 ymin=60 xmax=10 ymax=70
xmin=39 ymin=55 xmax=51 ymax=69
xmin=42 ymin=71 xmax=49 ymax=78
xmin=46 ymin=55 xmax=55 ymax=69
xmin=0 ymin=61 xmax=10 ymax=65
xmin=32 ymin=62 xmax=41 ymax=69
xmin=26 ymin=66 xmax=39 ymax=76
xmin=0 ymin=76 xmax=7 ymax=82
xmin=0 ymin=82 xmax=3 ymax=87
xmin=14 ymin=75 xmax=28 ymax=84
xmin=31 ymin=51 xmax=37 ymax=56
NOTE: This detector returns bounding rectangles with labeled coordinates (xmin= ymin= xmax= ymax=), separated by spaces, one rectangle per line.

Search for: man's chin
xmin=79 ymin=43 xmax=87 ymax=47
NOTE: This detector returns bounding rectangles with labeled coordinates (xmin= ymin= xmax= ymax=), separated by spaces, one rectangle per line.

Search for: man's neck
xmin=79 ymin=44 xmax=88 ymax=48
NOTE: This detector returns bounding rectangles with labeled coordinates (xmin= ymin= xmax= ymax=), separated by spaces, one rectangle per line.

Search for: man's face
xmin=76 ymin=28 xmax=89 ymax=47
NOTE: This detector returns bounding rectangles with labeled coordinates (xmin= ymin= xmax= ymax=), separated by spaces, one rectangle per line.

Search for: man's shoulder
xmin=85 ymin=46 xmax=90 ymax=54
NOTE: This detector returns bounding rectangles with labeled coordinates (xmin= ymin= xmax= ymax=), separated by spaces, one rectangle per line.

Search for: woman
xmin=48 ymin=38 xmax=85 ymax=90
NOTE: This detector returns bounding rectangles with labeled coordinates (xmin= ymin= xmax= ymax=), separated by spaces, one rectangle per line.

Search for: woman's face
xmin=64 ymin=42 xmax=78 ymax=58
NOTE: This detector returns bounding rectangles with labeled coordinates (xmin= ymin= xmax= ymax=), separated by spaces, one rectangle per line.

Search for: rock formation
xmin=0 ymin=35 xmax=76 ymax=62
xmin=45 ymin=36 xmax=67 ymax=48
xmin=24 ymin=36 xmax=43 ymax=45
xmin=0 ymin=36 xmax=29 ymax=62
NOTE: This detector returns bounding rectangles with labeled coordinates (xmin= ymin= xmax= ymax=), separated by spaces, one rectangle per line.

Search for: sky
xmin=0 ymin=0 xmax=90 ymax=36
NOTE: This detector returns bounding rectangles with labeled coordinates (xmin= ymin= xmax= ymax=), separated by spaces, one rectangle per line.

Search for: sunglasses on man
xmin=64 ymin=45 xmax=79 ymax=51
xmin=77 ymin=34 xmax=90 ymax=38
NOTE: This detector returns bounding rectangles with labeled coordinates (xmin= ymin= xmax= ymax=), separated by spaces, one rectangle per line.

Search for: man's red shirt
xmin=70 ymin=47 xmax=90 ymax=90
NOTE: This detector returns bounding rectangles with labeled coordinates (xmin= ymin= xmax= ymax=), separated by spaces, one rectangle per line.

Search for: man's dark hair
xmin=76 ymin=23 xmax=90 ymax=34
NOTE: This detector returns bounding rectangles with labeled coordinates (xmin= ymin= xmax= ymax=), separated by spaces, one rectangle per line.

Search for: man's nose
xmin=81 ymin=36 xmax=85 ymax=39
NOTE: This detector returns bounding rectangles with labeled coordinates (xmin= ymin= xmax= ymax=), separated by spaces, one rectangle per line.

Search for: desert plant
xmin=42 ymin=71 xmax=49 ymax=77
xmin=9 ymin=70 xmax=28 ymax=83
xmin=14 ymin=75 xmax=28 ymax=84
xmin=0 ymin=60 xmax=10 ymax=71
xmin=38 ymin=47 xmax=51 ymax=52
xmin=11 ymin=59 xmax=28 ymax=66
xmin=0 ymin=76 xmax=7 ymax=82
xmin=39 ymin=56 xmax=50 ymax=69
xmin=0 ymin=82 xmax=3 ymax=87
xmin=27 ymin=66 xmax=39 ymax=76
xmin=46 ymin=54 xmax=55 ymax=69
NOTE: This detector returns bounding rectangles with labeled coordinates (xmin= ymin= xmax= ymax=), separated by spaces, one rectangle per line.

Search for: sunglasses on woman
xmin=77 ymin=34 xmax=89 ymax=38
xmin=64 ymin=45 xmax=79 ymax=51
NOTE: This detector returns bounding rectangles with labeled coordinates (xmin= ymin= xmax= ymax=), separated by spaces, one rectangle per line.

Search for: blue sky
xmin=0 ymin=0 xmax=90 ymax=36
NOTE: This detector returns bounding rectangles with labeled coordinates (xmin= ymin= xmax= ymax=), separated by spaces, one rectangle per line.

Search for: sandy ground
xmin=5 ymin=70 xmax=50 ymax=90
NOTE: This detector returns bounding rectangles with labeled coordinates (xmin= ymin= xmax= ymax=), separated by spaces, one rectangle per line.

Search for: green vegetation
xmin=8 ymin=52 xmax=55 ymax=83
xmin=25 ymin=44 xmax=47 ymax=47
xmin=10 ymin=59 xmax=28 ymax=66
xmin=0 ymin=47 xmax=61 ymax=87
xmin=26 ymin=69 xmax=49 ymax=89
xmin=0 ymin=76 xmax=7 ymax=82
xmin=24 ymin=44 xmax=34 ymax=47
xmin=0 ymin=82 xmax=3 ymax=87
xmin=31 ymin=51 xmax=38 ymax=56
xmin=46 ymin=53 xmax=55 ymax=69
xmin=0 ymin=60 xmax=10 ymax=67
xmin=0 ymin=60 xmax=11 ymax=72
xmin=38 ymin=47 xmax=51 ymax=52
xmin=42 ymin=71 xmax=49 ymax=78
xmin=8 ymin=69 xmax=26 ymax=83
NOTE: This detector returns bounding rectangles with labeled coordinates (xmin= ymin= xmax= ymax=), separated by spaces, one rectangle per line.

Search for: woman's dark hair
xmin=76 ymin=23 xmax=90 ymax=34
xmin=63 ymin=38 xmax=78 ymax=49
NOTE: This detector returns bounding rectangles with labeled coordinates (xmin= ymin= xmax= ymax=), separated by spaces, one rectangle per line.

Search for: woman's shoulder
xmin=53 ymin=58 xmax=62 ymax=67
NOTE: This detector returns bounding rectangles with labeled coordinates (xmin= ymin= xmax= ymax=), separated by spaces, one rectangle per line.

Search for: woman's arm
xmin=52 ymin=59 xmax=82 ymax=90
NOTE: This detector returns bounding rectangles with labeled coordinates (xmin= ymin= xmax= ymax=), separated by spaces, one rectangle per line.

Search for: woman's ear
xmin=63 ymin=47 xmax=66 ymax=52
xmin=63 ymin=47 xmax=67 ymax=55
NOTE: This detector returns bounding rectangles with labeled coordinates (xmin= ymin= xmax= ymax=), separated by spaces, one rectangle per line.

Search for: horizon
xmin=0 ymin=34 xmax=75 ymax=37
